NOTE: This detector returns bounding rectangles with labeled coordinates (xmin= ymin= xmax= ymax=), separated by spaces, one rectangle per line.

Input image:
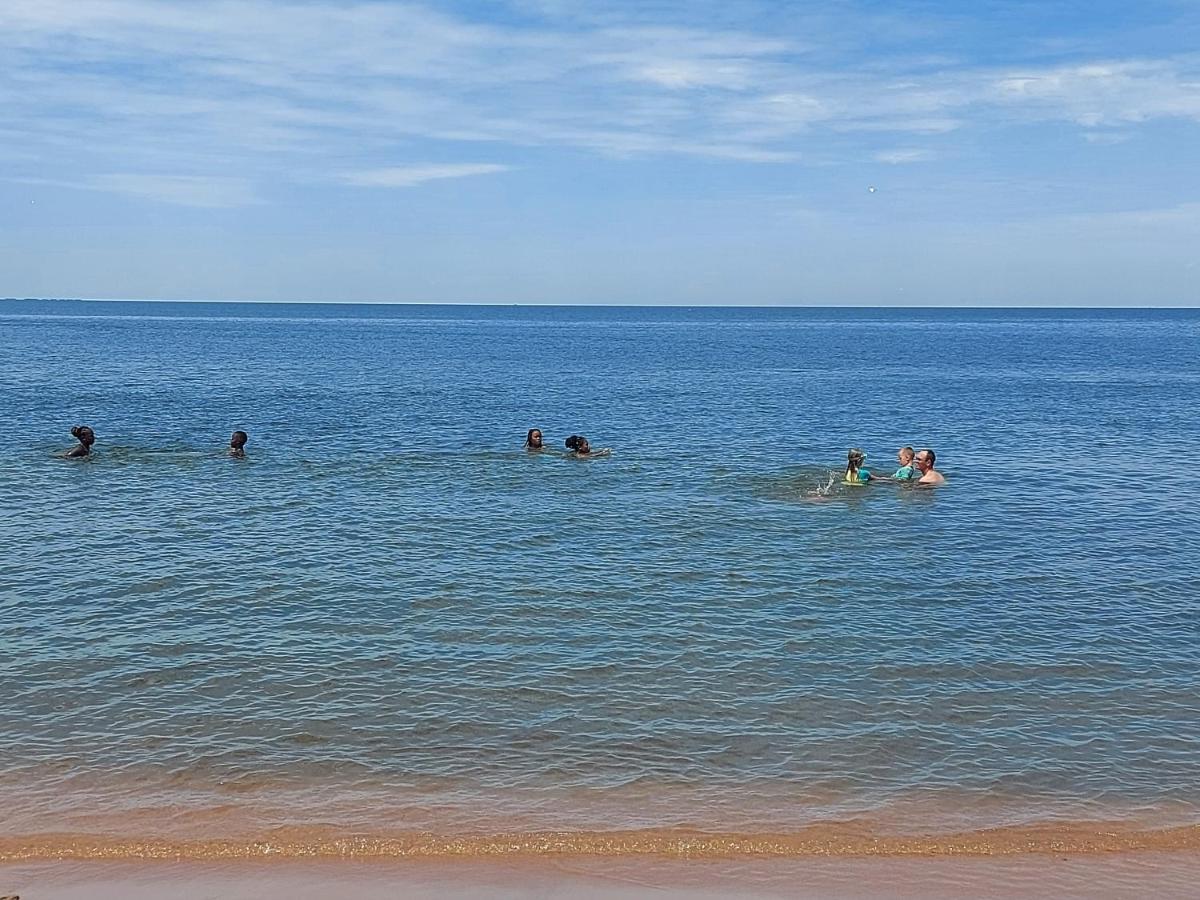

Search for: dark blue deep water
xmin=1 ymin=301 xmax=1198 ymax=841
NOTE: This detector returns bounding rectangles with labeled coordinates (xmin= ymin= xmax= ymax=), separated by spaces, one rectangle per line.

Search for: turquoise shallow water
xmin=1 ymin=301 xmax=1199 ymax=840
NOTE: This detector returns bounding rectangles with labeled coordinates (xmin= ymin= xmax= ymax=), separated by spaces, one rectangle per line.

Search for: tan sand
xmin=4 ymin=853 xmax=1200 ymax=899
xmin=4 ymin=822 xmax=1200 ymax=861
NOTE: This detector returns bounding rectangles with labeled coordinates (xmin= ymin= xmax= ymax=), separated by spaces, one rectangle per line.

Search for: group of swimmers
xmin=61 ymin=425 xmax=611 ymax=460
xmin=844 ymin=446 xmax=945 ymax=485
xmin=63 ymin=425 xmax=249 ymax=459
xmin=62 ymin=425 xmax=945 ymax=484
xmin=523 ymin=429 xmax=610 ymax=457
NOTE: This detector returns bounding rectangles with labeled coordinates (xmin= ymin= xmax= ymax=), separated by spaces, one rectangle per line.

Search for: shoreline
xmin=5 ymin=822 xmax=1200 ymax=862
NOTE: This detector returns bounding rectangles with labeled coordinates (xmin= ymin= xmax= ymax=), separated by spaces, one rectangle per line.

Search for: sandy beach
xmin=4 ymin=823 xmax=1200 ymax=898
xmin=4 ymin=821 xmax=1200 ymax=860
xmin=5 ymin=853 xmax=1200 ymax=899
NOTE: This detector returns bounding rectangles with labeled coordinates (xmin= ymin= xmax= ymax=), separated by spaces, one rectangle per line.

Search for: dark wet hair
xmin=71 ymin=425 xmax=95 ymax=446
xmin=565 ymin=435 xmax=588 ymax=452
xmin=846 ymin=447 xmax=865 ymax=476
xmin=231 ymin=430 xmax=248 ymax=447
xmin=918 ymin=448 xmax=936 ymax=466
xmin=525 ymin=428 xmax=543 ymax=448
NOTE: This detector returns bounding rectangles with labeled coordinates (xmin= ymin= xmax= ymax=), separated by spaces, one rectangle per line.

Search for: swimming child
xmin=844 ymin=448 xmax=871 ymax=484
xmin=525 ymin=428 xmax=544 ymax=450
xmin=229 ymin=430 xmax=248 ymax=458
xmin=892 ymin=446 xmax=918 ymax=481
xmin=565 ymin=435 xmax=611 ymax=457
xmin=64 ymin=425 xmax=95 ymax=458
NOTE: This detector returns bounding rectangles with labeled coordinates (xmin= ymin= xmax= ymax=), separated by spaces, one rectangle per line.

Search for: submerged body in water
xmin=63 ymin=424 xmax=94 ymax=458
xmin=564 ymin=434 xmax=611 ymax=457
xmin=229 ymin=430 xmax=248 ymax=458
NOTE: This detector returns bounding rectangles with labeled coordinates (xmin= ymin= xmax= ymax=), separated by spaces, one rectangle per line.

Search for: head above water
xmin=898 ymin=446 xmax=915 ymax=465
xmin=230 ymin=430 xmax=248 ymax=450
xmin=914 ymin=448 xmax=937 ymax=471
xmin=71 ymin=425 xmax=95 ymax=447
xmin=525 ymin=428 xmax=543 ymax=449
xmin=565 ymin=434 xmax=590 ymax=454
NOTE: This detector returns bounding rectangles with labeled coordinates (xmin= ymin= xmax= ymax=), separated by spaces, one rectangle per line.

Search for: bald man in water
xmin=914 ymin=448 xmax=945 ymax=484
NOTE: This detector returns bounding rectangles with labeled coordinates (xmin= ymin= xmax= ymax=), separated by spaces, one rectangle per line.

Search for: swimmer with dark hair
xmin=564 ymin=434 xmax=611 ymax=457
xmin=843 ymin=448 xmax=871 ymax=484
xmin=525 ymin=428 xmax=544 ymax=450
xmin=64 ymin=425 xmax=95 ymax=458
xmin=914 ymin=448 xmax=945 ymax=484
xmin=229 ymin=430 xmax=248 ymax=458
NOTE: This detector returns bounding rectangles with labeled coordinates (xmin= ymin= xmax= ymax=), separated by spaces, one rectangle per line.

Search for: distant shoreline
xmin=2 ymin=297 xmax=1197 ymax=310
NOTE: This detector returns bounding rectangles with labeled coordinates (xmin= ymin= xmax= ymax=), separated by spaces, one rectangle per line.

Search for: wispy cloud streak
xmin=341 ymin=164 xmax=511 ymax=188
xmin=1 ymin=1 xmax=1197 ymax=205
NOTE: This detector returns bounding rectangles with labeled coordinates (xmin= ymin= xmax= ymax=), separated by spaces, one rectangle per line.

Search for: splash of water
xmin=813 ymin=472 xmax=837 ymax=497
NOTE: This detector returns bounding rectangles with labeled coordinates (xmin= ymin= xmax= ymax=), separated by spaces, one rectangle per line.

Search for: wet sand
xmin=4 ymin=822 xmax=1200 ymax=861
xmin=4 ymin=853 xmax=1200 ymax=899
xmin=4 ymin=825 xmax=1200 ymax=899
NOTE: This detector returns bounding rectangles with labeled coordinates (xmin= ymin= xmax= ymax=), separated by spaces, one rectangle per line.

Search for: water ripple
xmin=2 ymin=303 xmax=1199 ymax=839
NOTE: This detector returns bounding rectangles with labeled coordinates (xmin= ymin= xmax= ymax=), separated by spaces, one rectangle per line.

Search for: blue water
xmin=1 ymin=300 xmax=1198 ymax=841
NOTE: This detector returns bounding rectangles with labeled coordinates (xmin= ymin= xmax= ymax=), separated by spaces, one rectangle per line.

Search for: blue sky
xmin=1 ymin=0 xmax=1197 ymax=305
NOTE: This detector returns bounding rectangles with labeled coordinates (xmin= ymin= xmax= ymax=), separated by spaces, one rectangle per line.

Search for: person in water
xmin=892 ymin=446 xmax=918 ymax=481
xmin=229 ymin=430 xmax=248 ymax=458
xmin=844 ymin=448 xmax=871 ymax=484
xmin=524 ymin=428 xmax=544 ymax=450
xmin=564 ymin=434 xmax=611 ymax=457
xmin=914 ymin=448 xmax=945 ymax=484
xmin=65 ymin=425 xmax=95 ymax=458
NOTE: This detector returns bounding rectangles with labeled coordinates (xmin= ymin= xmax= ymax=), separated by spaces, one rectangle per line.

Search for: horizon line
xmin=2 ymin=297 xmax=1197 ymax=311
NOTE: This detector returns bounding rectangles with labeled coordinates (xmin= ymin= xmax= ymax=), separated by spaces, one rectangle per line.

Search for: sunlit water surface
xmin=1 ymin=301 xmax=1198 ymax=848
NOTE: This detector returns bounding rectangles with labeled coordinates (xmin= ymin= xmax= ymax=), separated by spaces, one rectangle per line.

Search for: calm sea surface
xmin=1 ymin=301 xmax=1199 ymax=849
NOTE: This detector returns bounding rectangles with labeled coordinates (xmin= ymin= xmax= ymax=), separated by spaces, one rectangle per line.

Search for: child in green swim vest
xmin=844 ymin=448 xmax=871 ymax=484
xmin=892 ymin=445 xmax=918 ymax=481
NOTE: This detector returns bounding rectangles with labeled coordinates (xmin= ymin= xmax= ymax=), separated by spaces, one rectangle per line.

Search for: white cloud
xmin=1083 ymin=130 xmax=1133 ymax=144
xmin=92 ymin=174 xmax=262 ymax=207
xmin=990 ymin=60 xmax=1200 ymax=126
xmin=10 ymin=173 xmax=260 ymax=207
xmin=629 ymin=61 xmax=750 ymax=89
xmin=341 ymin=164 xmax=511 ymax=188
xmin=874 ymin=148 xmax=934 ymax=164
xmin=0 ymin=0 xmax=1197 ymax=202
